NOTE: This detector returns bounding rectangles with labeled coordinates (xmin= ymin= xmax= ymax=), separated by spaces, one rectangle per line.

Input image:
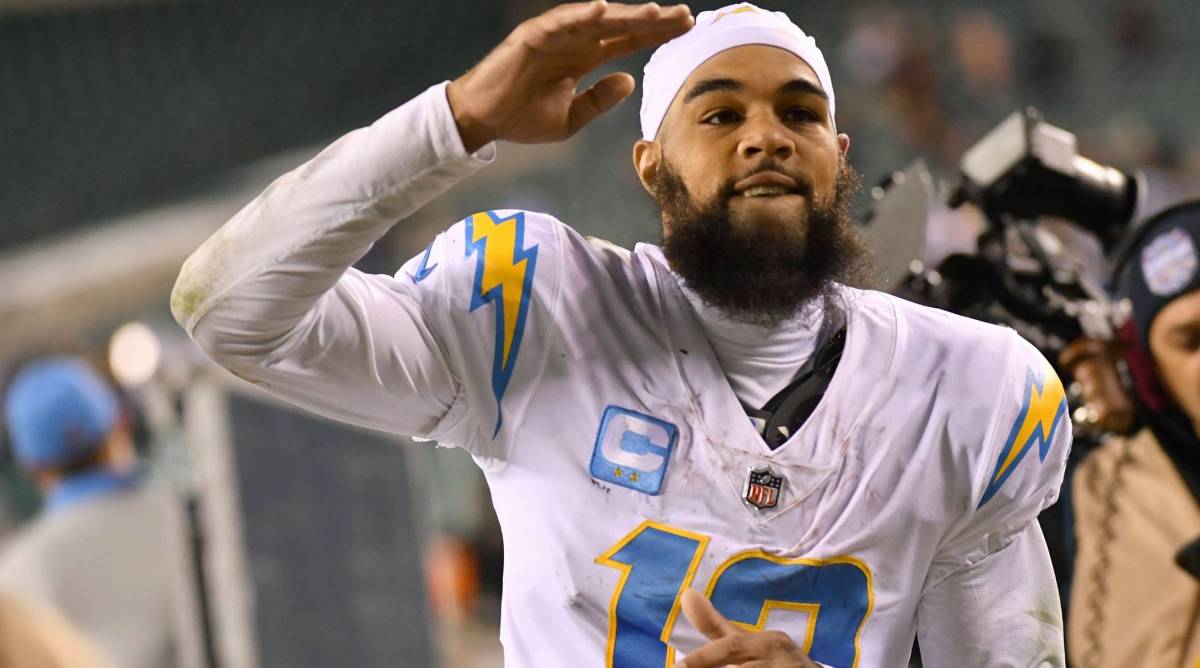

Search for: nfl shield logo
xmin=743 ymin=466 xmax=784 ymax=510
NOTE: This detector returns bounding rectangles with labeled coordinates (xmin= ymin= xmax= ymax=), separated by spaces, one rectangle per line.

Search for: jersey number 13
xmin=595 ymin=520 xmax=874 ymax=668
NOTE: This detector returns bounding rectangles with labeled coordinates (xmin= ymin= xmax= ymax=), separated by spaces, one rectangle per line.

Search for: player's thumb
xmin=568 ymin=72 xmax=635 ymax=136
xmin=680 ymin=588 xmax=738 ymax=641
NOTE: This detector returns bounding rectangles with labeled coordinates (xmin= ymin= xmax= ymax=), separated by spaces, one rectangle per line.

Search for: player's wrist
xmin=446 ymin=77 xmax=497 ymax=154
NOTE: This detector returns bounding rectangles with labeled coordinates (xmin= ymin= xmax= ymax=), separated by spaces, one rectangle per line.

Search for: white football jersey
xmin=176 ymin=83 xmax=1071 ymax=667
xmin=391 ymin=210 xmax=1070 ymax=667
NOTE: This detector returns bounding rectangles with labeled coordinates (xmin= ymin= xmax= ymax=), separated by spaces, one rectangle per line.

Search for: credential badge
xmin=744 ymin=466 xmax=785 ymax=510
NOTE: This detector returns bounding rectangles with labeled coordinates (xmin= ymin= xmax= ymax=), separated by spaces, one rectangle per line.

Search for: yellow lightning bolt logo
xmin=712 ymin=6 xmax=759 ymax=23
xmin=979 ymin=362 xmax=1067 ymax=507
xmin=466 ymin=211 xmax=539 ymax=435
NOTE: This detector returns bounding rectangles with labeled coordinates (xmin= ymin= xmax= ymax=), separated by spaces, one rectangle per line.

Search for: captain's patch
xmin=589 ymin=406 xmax=678 ymax=496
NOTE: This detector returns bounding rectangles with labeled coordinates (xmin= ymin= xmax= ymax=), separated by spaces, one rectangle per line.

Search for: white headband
xmin=639 ymin=3 xmax=836 ymax=141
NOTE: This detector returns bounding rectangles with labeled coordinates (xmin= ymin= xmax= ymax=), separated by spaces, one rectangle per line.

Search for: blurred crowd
xmin=834 ymin=3 xmax=1200 ymax=216
xmin=3 ymin=1 xmax=1200 ymax=667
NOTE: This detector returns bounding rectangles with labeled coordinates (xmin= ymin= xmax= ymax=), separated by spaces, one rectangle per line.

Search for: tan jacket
xmin=1069 ymin=428 xmax=1200 ymax=668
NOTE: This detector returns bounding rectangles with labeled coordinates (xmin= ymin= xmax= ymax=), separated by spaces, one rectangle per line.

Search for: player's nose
xmin=736 ymin=112 xmax=795 ymax=161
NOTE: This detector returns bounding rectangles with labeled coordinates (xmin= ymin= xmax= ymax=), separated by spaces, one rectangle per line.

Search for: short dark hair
xmin=50 ymin=440 xmax=109 ymax=477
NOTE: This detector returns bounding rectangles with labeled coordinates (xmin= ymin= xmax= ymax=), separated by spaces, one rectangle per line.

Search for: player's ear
xmin=633 ymin=139 xmax=660 ymax=197
xmin=837 ymin=132 xmax=850 ymax=158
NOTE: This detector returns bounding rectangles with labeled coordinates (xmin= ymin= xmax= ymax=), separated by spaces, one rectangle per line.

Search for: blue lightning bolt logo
xmin=979 ymin=362 xmax=1068 ymax=507
xmin=465 ymin=211 xmax=539 ymax=436
xmin=407 ymin=241 xmax=438 ymax=283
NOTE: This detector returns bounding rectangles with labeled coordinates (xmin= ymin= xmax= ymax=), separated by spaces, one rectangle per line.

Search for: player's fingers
xmin=587 ymin=3 xmax=694 ymax=39
xmin=540 ymin=0 xmax=608 ymax=27
xmin=567 ymin=72 xmax=636 ymax=135
xmin=680 ymin=588 xmax=741 ymax=641
xmin=675 ymin=634 xmax=759 ymax=668
xmin=678 ymin=633 xmax=815 ymax=668
xmin=542 ymin=1 xmax=693 ymax=41
xmin=598 ymin=26 xmax=688 ymax=61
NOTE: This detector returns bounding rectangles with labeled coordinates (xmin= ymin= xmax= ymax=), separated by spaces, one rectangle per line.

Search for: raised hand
xmin=676 ymin=589 xmax=820 ymax=668
xmin=446 ymin=1 xmax=693 ymax=152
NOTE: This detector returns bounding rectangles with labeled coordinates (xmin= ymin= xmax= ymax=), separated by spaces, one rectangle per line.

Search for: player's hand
xmin=676 ymin=589 xmax=820 ymax=668
xmin=447 ymin=0 xmax=694 ymax=152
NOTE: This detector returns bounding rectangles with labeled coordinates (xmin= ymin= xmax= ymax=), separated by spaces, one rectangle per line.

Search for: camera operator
xmin=1069 ymin=201 xmax=1200 ymax=668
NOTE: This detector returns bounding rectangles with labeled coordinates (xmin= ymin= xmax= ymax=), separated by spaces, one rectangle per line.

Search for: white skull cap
xmin=639 ymin=3 xmax=835 ymax=141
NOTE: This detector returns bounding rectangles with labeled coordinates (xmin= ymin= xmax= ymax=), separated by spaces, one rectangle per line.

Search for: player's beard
xmin=654 ymin=157 xmax=871 ymax=328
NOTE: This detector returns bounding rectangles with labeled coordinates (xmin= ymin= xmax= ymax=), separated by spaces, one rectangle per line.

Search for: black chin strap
xmin=744 ymin=327 xmax=847 ymax=450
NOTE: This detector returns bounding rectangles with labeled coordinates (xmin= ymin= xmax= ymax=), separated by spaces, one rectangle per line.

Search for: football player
xmin=172 ymin=3 xmax=1071 ymax=666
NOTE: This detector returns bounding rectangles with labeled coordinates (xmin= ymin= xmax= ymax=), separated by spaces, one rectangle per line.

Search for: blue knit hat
xmin=1118 ymin=200 xmax=1200 ymax=347
xmin=4 ymin=358 xmax=119 ymax=469
xmin=1112 ymin=200 xmax=1200 ymax=412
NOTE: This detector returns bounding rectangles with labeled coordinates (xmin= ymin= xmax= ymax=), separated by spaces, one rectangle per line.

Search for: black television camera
xmin=864 ymin=108 xmax=1165 ymax=438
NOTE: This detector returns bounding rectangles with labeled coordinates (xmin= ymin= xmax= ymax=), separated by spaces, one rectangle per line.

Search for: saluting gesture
xmin=447 ymin=1 xmax=693 ymax=152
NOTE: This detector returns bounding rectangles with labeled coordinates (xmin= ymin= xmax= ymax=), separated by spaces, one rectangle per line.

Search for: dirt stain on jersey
xmin=171 ymin=225 xmax=234 ymax=323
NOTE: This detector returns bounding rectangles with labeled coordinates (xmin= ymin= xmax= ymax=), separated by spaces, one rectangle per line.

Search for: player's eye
xmin=701 ymin=109 xmax=740 ymax=125
xmin=1171 ymin=332 xmax=1200 ymax=352
xmin=782 ymin=106 xmax=820 ymax=124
